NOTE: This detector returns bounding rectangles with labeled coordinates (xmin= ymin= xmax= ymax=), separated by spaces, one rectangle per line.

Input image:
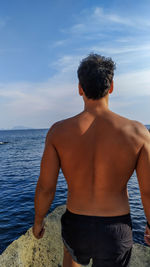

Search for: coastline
xmin=0 ymin=205 xmax=150 ymax=267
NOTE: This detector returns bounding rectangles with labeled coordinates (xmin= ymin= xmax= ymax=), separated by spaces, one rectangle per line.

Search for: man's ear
xmin=109 ymin=81 xmax=114 ymax=94
xmin=78 ymin=83 xmax=83 ymax=96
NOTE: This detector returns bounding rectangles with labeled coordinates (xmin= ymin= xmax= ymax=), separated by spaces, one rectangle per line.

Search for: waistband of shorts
xmin=64 ymin=208 xmax=132 ymax=224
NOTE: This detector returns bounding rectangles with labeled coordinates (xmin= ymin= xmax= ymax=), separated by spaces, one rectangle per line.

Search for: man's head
xmin=77 ymin=53 xmax=116 ymax=100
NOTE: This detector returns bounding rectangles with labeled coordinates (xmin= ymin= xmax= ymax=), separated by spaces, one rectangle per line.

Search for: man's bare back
xmin=33 ymin=54 xmax=150 ymax=264
xmin=51 ymin=109 xmax=144 ymax=217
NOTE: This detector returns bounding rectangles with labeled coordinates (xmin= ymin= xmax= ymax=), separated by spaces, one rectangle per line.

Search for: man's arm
xmin=135 ymin=126 xmax=150 ymax=223
xmin=33 ymin=123 xmax=60 ymax=238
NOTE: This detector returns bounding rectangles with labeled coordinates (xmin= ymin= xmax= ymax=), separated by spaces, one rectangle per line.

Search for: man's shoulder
xmin=126 ymin=120 xmax=150 ymax=147
xmin=110 ymin=111 xmax=149 ymax=142
xmin=49 ymin=115 xmax=77 ymax=130
xmin=130 ymin=120 xmax=149 ymax=136
xmin=46 ymin=116 xmax=78 ymax=141
xmin=46 ymin=119 xmax=65 ymax=138
xmin=49 ymin=119 xmax=66 ymax=130
xmin=113 ymin=111 xmax=148 ymax=133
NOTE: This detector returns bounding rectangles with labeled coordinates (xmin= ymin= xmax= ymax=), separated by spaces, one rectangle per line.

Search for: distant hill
xmin=11 ymin=126 xmax=33 ymax=130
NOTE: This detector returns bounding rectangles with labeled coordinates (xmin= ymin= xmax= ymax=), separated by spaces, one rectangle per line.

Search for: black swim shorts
xmin=61 ymin=209 xmax=133 ymax=267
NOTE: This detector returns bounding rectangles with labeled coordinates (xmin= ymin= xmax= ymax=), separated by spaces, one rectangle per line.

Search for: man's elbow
xmin=36 ymin=180 xmax=56 ymax=196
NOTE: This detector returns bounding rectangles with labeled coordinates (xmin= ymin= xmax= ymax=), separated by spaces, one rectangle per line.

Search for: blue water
xmin=0 ymin=127 xmax=149 ymax=254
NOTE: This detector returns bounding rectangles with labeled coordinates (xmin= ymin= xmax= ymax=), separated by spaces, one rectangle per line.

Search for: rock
xmin=0 ymin=205 xmax=66 ymax=267
xmin=0 ymin=205 xmax=150 ymax=266
xmin=130 ymin=243 xmax=150 ymax=267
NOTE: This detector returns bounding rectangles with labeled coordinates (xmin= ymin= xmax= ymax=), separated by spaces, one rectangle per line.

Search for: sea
xmin=0 ymin=126 xmax=150 ymax=254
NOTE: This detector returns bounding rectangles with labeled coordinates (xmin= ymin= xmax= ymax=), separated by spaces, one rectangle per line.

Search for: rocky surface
xmin=0 ymin=205 xmax=150 ymax=267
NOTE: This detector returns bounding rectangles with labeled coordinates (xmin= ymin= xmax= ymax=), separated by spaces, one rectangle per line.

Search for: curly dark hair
xmin=77 ymin=53 xmax=116 ymax=100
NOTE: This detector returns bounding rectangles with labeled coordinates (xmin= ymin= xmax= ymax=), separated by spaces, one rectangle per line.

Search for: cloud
xmin=70 ymin=23 xmax=86 ymax=34
xmin=50 ymin=54 xmax=81 ymax=76
xmin=52 ymin=39 xmax=68 ymax=47
xmin=65 ymin=6 xmax=150 ymax=37
xmin=0 ymin=57 xmax=82 ymax=128
xmin=92 ymin=43 xmax=150 ymax=56
xmin=90 ymin=43 xmax=150 ymax=72
xmin=1 ymin=5 xmax=150 ymax=128
xmin=92 ymin=7 xmax=150 ymax=30
xmin=53 ymin=5 xmax=150 ymax=67
xmin=0 ymin=52 xmax=150 ymax=128
xmin=114 ymin=69 xmax=150 ymax=97
xmin=93 ymin=7 xmax=133 ymax=27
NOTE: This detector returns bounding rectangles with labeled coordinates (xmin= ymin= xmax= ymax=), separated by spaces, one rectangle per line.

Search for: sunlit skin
xmin=32 ymin=82 xmax=150 ymax=266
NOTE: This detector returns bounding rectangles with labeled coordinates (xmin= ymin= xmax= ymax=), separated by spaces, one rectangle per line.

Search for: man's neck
xmin=83 ymin=95 xmax=109 ymax=114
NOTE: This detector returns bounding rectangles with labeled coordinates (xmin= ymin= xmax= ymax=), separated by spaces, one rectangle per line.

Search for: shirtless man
xmin=32 ymin=54 xmax=150 ymax=266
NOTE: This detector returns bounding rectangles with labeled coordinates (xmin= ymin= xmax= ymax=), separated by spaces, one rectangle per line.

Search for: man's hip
xmin=61 ymin=208 xmax=133 ymax=266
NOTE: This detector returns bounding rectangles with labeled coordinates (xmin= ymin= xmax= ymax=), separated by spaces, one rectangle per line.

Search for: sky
xmin=0 ymin=0 xmax=150 ymax=129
